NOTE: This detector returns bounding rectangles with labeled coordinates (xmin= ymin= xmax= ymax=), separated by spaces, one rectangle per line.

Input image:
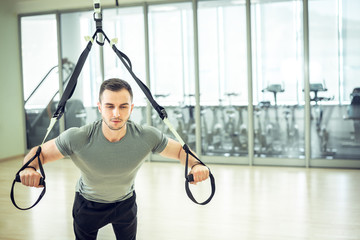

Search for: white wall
xmin=0 ymin=1 xmax=26 ymax=159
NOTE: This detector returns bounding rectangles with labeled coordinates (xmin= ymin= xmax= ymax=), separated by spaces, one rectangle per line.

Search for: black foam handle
xmin=187 ymin=174 xmax=194 ymax=182
xmin=15 ymin=175 xmax=45 ymax=186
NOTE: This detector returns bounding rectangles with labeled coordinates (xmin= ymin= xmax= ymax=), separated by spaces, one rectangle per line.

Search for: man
xmin=19 ymin=78 xmax=209 ymax=240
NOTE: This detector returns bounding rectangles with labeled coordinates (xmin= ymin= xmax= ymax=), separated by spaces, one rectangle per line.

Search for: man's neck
xmin=101 ymin=121 xmax=127 ymax=142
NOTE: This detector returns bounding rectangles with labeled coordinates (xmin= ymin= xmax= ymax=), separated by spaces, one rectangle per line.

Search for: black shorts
xmin=72 ymin=192 xmax=137 ymax=240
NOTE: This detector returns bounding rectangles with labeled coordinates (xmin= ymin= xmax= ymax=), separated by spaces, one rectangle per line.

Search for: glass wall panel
xmin=341 ymin=0 xmax=360 ymax=102
xmin=21 ymin=14 xmax=61 ymax=148
xmin=102 ymin=7 xmax=146 ymax=125
xmin=198 ymin=1 xmax=248 ymax=157
xmin=309 ymin=0 xmax=360 ymax=159
xmin=251 ymin=0 xmax=305 ymax=159
xmin=148 ymin=3 xmax=196 ymax=149
xmin=60 ymin=11 xmax=101 ymax=129
xmin=20 ymin=1 xmax=360 ymax=168
xmin=340 ymin=0 xmax=360 ymax=159
xmin=308 ymin=0 xmax=337 ymax=159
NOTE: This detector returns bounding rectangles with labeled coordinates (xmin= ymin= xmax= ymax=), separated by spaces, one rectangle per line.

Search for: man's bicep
xmin=159 ymin=138 xmax=182 ymax=160
xmin=41 ymin=138 xmax=65 ymax=164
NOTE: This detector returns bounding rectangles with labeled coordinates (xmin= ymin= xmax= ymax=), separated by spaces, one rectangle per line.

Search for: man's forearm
xmin=23 ymin=146 xmax=42 ymax=169
xmin=179 ymin=147 xmax=200 ymax=168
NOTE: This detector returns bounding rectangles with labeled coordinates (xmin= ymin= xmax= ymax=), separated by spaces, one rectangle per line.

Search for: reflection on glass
xmin=21 ymin=14 xmax=61 ymax=148
xmin=251 ymin=0 xmax=305 ymax=159
xmin=342 ymin=0 xmax=360 ymax=101
xmin=21 ymin=15 xmax=58 ymax=104
xmin=342 ymin=0 xmax=360 ymax=159
xmin=308 ymin=0 xmax=337 ymax=159
xmin=148 ymin=2 xmax=196 ymax=148
xmin=198 ymin=1 xmax=248 ymax=157
xmin=309 ymin=0 xmax=360 ymax=159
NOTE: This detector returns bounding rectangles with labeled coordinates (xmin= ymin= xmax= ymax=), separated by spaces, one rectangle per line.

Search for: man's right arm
xmin=20 ymin=138 xmax=64 ymax=188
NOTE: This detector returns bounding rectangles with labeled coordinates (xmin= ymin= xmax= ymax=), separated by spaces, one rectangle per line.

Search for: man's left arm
xmin=159 ymin=138 xmax=209 ymax=184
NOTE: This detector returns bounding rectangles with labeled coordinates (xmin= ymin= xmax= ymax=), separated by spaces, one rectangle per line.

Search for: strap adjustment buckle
xmin=93 ymin=0 xmax=102 ymax=23
xmin=53 ymin=107 xmax=64 ymax=120
xmin=156 ymin=106 xmax=168 ymax=120
xmin=93 ymin=0 xmax=104 ymax=45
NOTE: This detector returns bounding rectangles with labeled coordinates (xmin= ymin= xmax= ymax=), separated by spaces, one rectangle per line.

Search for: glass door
xmin=20 ymin=14 xmax=60 ymax=148
xmin=148 ymin=2 xmax=196 ymax=160
xmin=251 ymin=0 xmax=306 ymax=166
xmin=309 ymin=0 xmax=360 ymax=166
xmin=198 ymin=0 xmax=248 ymax=162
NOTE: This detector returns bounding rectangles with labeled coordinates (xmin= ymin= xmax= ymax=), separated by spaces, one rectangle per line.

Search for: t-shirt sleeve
xmin=55 ymin=127 xmax=87 ymax=156
xmin=143 ymin=126 xmax=168 ymax=154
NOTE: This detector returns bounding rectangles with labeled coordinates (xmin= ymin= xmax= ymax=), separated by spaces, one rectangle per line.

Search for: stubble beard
xmin=103 ymin=117 xmax=128 ymax=131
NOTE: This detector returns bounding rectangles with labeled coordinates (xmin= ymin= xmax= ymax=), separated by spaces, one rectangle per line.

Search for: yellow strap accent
xmin=163 ymin=118 xmax=185 ymax=146
xmin=41 ymin=117 xmax=57 ymax=146
xmin=110 ymin=38 xmax=118 ymax=47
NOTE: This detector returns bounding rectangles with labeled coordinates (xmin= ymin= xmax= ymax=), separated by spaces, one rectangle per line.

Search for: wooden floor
xmin=1 ymin=156 xmax=360 ymax=240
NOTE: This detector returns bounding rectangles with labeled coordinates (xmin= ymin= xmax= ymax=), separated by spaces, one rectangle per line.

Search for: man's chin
xmin=104 ymin=120 xmax=126 ymax=131
xmin=110 ymin=126 xmax=124 ymax=131
xmin=109 ymin=123 xmax=125 ymax=131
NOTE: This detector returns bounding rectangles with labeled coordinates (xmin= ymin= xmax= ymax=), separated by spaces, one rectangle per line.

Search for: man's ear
xmin=97 ymin=102 xmax=102 ymax=113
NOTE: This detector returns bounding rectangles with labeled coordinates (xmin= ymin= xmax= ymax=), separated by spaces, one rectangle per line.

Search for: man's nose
xmin=113 ymin=108 xmax=120 ymax=117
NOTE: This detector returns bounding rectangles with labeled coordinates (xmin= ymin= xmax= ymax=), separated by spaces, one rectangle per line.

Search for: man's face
xmin=97 ymin=89 xmax=134 ymax=131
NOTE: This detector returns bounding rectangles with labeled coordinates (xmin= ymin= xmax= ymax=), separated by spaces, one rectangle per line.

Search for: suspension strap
xmin=109 ymin=39 xmax=216 ymax=205
xmin=10 ymin=37 xmax=94 ymax=210
xmin=53 ymin=40 xmax=93 ymax=120
xmin=10 ymin=147 xmax=46 ymax=210
xmin=11 ymin=0 xmax=215 ymax=209
xmin=183 ymin=145 xmax=216 ymax=205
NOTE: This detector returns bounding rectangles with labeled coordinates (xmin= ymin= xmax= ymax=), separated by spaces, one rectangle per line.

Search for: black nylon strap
xmin=10 ymin=146 xmax=46 ymax=210
xmin=11 ymin=38 xmax=94 ymax=211
xmin=111 ymin=44 xmax=168 ymax=120
xmin=53 ymin=40 xmax=93 ymax=120
xmin=110 ymin=41 xmax=215 ymax=205
xmin=183 ymin=144 xmax=216 ymax=205
xmin=12 ymin=19 xmax=215 ymax=209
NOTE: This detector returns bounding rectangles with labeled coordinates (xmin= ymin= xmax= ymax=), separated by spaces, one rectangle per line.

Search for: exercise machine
xmin=254 ymin=84 xmax=285 ymax=156
xmin=309 ymin=83 xmax=336 ymax=156
xmin=343 ymin=87 xmax=360 ymax=146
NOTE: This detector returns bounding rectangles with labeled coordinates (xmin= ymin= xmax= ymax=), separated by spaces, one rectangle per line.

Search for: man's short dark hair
xmin=99 ymin=78 xmax=133 ymax=102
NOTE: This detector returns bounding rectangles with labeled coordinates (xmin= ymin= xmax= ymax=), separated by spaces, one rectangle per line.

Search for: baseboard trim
xmin=0 ymin=154 xmax=25 ymax=162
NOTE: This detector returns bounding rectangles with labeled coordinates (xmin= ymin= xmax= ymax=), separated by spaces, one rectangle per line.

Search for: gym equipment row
xmin=132 ymin=84 xmax=360 ymax=159
xmin=25 ymin=61 xmax=359 ymax=159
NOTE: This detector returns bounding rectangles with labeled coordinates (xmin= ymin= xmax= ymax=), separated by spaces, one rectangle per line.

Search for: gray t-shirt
xmin=55 ymin=120 xmax=168 ymax=203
